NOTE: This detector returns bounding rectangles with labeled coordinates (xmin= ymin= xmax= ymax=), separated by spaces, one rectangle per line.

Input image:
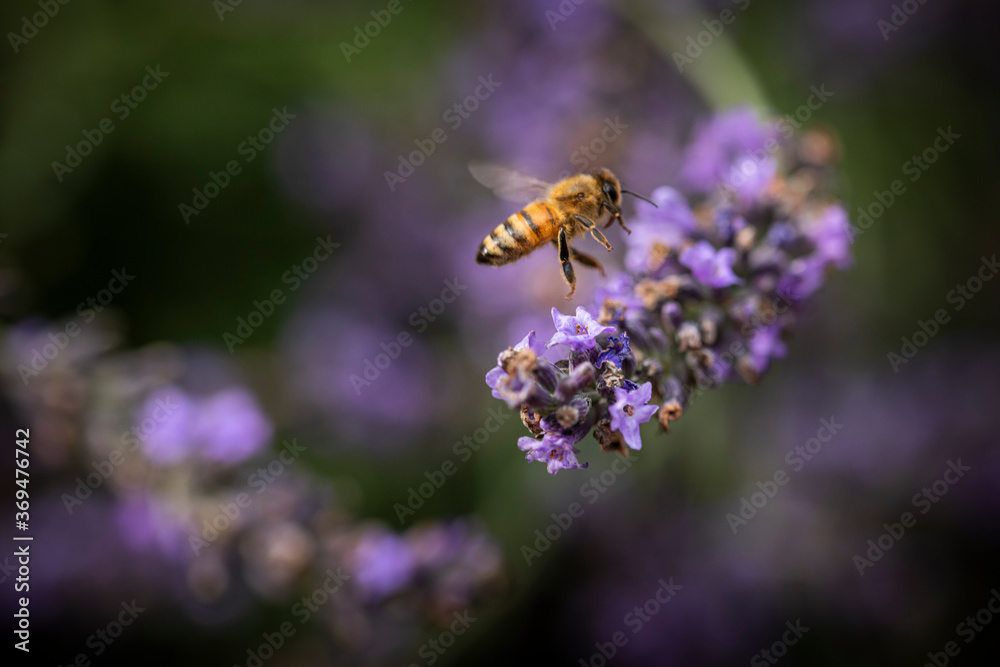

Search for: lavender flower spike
xmin=485 ymin=109 xmax=853 ymax=477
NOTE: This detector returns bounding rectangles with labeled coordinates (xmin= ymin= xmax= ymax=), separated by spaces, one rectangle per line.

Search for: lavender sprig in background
xmin=486 ymin=108 xmax=853 ymax=474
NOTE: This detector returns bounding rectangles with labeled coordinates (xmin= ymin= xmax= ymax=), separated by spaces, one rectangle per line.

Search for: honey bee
xmin=471 ymin=163 xmax=656 ymax=298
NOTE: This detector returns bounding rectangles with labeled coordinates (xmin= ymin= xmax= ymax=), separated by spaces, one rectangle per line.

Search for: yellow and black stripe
xmin=476 ymin=202 xmax=558 ymax=266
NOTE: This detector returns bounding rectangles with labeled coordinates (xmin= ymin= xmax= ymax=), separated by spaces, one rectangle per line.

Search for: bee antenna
xmin=621 ymin=189 xmax=658 ymax=207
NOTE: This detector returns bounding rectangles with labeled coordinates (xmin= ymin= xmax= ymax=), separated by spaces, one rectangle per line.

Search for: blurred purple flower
xmin=725 ymin=154 xmax=778 ymax=204
xmin=745 ymin=324 xmax=788 ymax=377
xmin=140 ymin=385 xmax=271 ymax=465
xmin=679 ymin=241 xmax=742 ymax=288
xmin=194 ymin=388 xmax=274 ymax=463
xmin=636 ymin=185 xmax=698 ymax=230
xmin=625 ymin=187 xmax=698 ymax=274
xmin=777 ymin=255 xmax=828 ymax=302
xmin=592 ymin=274 xmax=645 ymax=328
xmin=802 ymin=203 xmax=853 ymax=269
xmin=280 ymin=308 xmax=449 ymax=451
xmin=351 ymin=531 xmax=418 ymax=601
xmin=140 ymin=386 xmax=199 ymax=464
xmin=116 ymin=494 xmax=190 ymax=561
xmin=681 ymin=107 xmax=777 ymax=194
xmin=31 ymin=494 xmax=188 ymax=615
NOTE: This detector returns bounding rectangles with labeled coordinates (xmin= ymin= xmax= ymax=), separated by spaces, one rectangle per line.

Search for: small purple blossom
xmin=548 ymin=306 xmax=616 ymax=351
xmin=609 ymin=383 xmax=658 ymax=451
xmin=518 ymin=433 xmax=588 ymax=475
xmin=485 ymin=330 xmax=543 ymax=399
xmin=679 ymin=241 xmax=742 ymax=288
xmin=495 ymin=365 xmax=545 ymax=409
xmin=596 ymin=332 xmax=632 ymax=370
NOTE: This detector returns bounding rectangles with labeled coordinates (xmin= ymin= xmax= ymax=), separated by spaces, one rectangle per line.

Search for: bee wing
xmin=468 ymin=162 xmax=553 ymax=204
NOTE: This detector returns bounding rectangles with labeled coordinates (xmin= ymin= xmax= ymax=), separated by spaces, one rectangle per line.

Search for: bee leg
xmin=557 ymin=228 xmax=577 ymax=300
xmin=600 ymin=201 xmax=619 ymax=228
xmin=573 ymin=214 xmax=614 ymax=252
xmin=601 ymin=201 xmax=631 ymax=235
xmin=570 ymin=248 xmax=606 ymax=277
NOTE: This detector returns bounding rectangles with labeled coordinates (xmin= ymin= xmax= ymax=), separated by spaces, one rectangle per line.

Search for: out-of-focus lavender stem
xmin=612 ymin=0 xmax=772 ymax=111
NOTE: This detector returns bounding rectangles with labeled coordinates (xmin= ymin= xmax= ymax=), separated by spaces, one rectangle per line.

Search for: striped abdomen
xmin=476 ymin=201 xmax=559 ymax=266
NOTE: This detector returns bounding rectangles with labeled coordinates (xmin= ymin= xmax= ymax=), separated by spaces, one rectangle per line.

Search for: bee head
xmin=592 ymin=168 xmax=621 ymax=205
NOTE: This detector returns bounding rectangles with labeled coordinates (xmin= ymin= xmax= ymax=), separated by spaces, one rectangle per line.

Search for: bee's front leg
xmin=557 ymin=228 xmax=576 ymax=300
xmin=600 ymin=201 xmax=631 ymax=234
xmin=573 ymin=214 xmax=614 ymax=251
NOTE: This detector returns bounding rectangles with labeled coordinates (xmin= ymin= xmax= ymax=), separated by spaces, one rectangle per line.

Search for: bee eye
xmin=604 ymin=183 xmax=618 ymax=202
xmin=577 ymin=192 xmax=586 ymax=201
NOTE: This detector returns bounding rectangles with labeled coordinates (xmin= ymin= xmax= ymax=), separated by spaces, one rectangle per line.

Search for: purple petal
xmin=618 ymin=419 xmax=643 ymax=450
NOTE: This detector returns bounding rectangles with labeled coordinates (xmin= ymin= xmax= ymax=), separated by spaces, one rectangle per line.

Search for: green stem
xmin=613 ymin=0 xmax=773 ymax=112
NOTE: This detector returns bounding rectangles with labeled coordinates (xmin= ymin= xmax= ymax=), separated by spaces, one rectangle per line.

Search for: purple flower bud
xmin=541 ymin=397 xmax=592 ymax=432
xmin=533 ymin=359 xmax=561 ymax=392
xmin=699 ymin=309 xmax=723 ymax=347
xmin=661 ymin=375 xmax=688 ymax=410
xmin=676 ymin=322 xmax=702 ymax=352
xmin=555 ymin=361 xmax=597 ymax=403
xmin=661 ymin=301 xmax=683 ymax=331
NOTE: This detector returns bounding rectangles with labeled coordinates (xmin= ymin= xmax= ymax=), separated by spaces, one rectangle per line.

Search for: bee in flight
xmin=471 ymin=163 xmax=656 ymax=299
